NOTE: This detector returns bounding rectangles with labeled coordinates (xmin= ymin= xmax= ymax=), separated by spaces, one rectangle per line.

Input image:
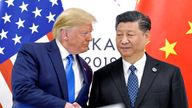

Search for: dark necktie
xmin=66 ymin=54 xmax=75 ymax=102
xmin=128 ymin=65 xmax=138 ymax=108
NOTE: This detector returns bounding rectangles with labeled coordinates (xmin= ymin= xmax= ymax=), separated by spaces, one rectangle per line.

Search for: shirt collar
xmin=123 ymin=53 xmax=147 ymax=73
xmin=56 ymin=39 xmax=70 ymax=60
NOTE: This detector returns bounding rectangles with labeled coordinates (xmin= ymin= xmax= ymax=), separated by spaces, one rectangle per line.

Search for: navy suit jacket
xmin=12 ymin=40 xmax=93 ymax=108
xmin=89 ymin=53 xmax=188 ymax=108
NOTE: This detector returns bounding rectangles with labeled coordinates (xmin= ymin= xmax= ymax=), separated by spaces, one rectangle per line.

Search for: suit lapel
xmin=110 ymin=58 xmax=131 ymax=108
xmin=76 ymin=55 xmax=89 ymax=84
xmin=76 ymin=55 xmax=88 ymax=98
xmin=135 ymin=54 xmax=159 ymax=108
xmin=47 ymin=40 xmax=68 ymax=100
xmin=74 ymin=55 xmax=92 ymax=106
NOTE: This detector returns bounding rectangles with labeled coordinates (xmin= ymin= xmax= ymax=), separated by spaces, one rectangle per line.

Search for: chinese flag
xmin=136 ymin=0 xmax=192 ymax=107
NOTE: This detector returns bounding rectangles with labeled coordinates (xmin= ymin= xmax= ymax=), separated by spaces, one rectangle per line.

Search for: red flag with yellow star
xmin=136 ymin=0 xmax=192 ymax=107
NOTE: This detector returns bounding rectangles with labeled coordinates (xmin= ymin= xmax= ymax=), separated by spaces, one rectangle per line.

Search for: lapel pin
xmin=152 ymin=67 xmax=157 ymax=72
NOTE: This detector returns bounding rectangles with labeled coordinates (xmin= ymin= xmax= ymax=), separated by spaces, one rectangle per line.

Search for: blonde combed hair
xmin=52 ymin=8 xmax=96 ymax=39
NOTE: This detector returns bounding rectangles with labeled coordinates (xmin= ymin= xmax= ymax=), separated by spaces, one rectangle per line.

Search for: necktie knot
xmin=129 ymin=65 xmax=136 ymax=73
xmin=67 ymin=54 xmax=73 ymax=61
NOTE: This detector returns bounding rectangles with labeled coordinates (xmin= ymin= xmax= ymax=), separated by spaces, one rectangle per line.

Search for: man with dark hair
xmin=89 ymin=10 xmax=188 ymax=108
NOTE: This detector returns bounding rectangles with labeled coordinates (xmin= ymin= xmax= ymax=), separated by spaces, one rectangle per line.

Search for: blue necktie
xmin=66 ymin=54 xmax=75 ymax=102
xmin=128 ymin=65 xmax=138 ymax=108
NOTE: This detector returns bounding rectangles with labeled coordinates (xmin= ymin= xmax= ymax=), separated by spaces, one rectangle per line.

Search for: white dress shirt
xmin=123 ymin=53 xmax=147 ymax=87
xmin=56 ymin=39 xmax=84 ymax=99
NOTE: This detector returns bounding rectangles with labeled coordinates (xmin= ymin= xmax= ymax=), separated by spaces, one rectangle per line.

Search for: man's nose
xmin=121 ymin=36 xmax=129 ymax=44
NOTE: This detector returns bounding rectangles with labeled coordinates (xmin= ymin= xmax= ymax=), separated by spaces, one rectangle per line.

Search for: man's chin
xmin=85 ymin=47 xmax=90 ymax=51
xmin=81 ymin=48 xmax=89 ymax=53
xmin=121 ymin=53 xmax=132 ymax=58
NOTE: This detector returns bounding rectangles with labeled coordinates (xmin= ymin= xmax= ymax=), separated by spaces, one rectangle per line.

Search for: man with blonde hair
xmin=12 ymin=8 xmax=96 ymax=108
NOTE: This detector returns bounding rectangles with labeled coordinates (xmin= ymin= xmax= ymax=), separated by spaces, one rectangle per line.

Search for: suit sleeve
xmin=12 ymin=45 xmax=66 ymax=108
xmin=171 ymin=67 xmax=188 ymax=108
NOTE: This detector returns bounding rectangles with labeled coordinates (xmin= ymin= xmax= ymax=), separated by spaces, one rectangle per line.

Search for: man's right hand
xmin=64 ymin=102 xmax=82 ymax=108
xmin=64 ymin=102 xmax=75 ymax=108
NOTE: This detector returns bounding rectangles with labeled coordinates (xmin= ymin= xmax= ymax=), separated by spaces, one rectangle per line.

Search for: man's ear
xmin=61 ymin=29 xmax=68 ymax=40
xmin=144 ymin=30 xmax=150 ymax=45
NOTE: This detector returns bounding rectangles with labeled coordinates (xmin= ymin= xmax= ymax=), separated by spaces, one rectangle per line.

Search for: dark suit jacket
xmin=12 ymin=40 xmax=93 ymax=108
xmin=89 ymin=53 xmax=188 ymax=108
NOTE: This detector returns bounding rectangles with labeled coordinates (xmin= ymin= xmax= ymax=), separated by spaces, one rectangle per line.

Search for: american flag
xmin=0 ymin=0 xmax=63 ymax=107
